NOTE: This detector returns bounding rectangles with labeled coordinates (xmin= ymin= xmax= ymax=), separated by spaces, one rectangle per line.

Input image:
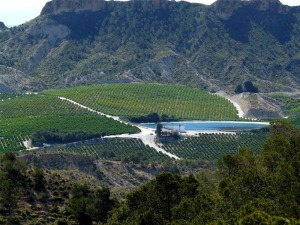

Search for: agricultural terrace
xmin=0 ymin=93 xmax=139 ymax=152
xmin=30 ymin=138 xmax=170 ymax=164
xmin=44 ymin=83 xmax=239 ymax=121
xmin=161 ymin=133 xmax=266 ymax=160
xmin=23 ymin=133 xmax=266 ymax=163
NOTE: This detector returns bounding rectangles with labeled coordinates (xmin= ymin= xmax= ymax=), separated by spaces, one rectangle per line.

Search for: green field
xmin=45 ymin=83 xmax=239 ymax=121
xmin=29 ymin=133 xmax=266 ymax=163
xmin=1 ymin=84 xmax=263 ymax=160
xmin=267 ymin=94 xmax=300 ymax=116
xmin=0 ymin=93 xmax=139 ymax=152
xmin=31 ymin=138 xmax=170 ymax=163
xmin=160 ymin=133 xmax=266 ymax=160
xmin=265 ymin=94 xmax=300 ymax=128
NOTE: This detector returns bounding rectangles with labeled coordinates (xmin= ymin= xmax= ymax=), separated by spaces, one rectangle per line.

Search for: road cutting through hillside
xmin=58 ymin=97 xmax=181 ymax=160
xmin=215 ymin=91 xmax=245 ymax=118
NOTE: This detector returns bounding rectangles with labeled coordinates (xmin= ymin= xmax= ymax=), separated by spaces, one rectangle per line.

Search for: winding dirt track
xmin=58 ymin=97 xmax=181 ymax=159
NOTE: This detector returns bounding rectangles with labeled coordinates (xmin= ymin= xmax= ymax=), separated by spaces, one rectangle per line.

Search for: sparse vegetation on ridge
xmin=1 ymin=0 xmax=300 ymax=93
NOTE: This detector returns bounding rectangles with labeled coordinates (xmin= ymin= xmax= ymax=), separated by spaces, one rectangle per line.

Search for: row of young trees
xmin=50 ymin=138 xmax=170 ymax=163
xmin=128 ymin=112 xmax=177 ymax=123
xmin=31 ymin=129 xmax=105 ymax=146
xmin=47 ymin=83 xmax=239 ymax=120
xmin=161 ymin=133 xmax=266 ymax=160
xmin=0 ymin=93 xmax=139 ymax=151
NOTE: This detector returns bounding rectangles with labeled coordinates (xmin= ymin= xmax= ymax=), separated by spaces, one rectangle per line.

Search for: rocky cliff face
xmin=1 ymin=0 xmax=300 ymax=94
xmin=211 ymin=0 xmax=290 ymax=19
xmin=41 ymin=0 xmax=107 ymax=15
xmin=0 ymin=22 xmax=6 ymax=29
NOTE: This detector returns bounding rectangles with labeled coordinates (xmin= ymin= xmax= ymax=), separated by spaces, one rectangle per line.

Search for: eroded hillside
xmin=0 ymin=0 xmax=300 ymax=93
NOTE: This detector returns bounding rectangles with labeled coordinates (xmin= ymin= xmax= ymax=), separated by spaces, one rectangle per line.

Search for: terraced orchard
xmin=29 ymin=133 xmax=266 ymax=162
xmin=33 ymin=138 xmax=170 ymax=163
xmin=45 ymin=83 xmax=239 ymax=120
xmin=161 ymin=133 xmax=266 ymax=160
xmin=0 ymin=93 xmax=139 ymax=152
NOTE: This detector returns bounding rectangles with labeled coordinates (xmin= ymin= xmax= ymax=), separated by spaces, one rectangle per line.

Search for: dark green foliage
xmin=267 ymin=120 xmax=300 ymax=139
xmin=237 ymin=211 xmax=297 ymax=225
xmin=235 ymin=81 xmax=259 ymax=93
xmin=0 ymin=177 xmax=17 ymax=214
xmin=129 ymin=113 xmax=177 ymax=123
xmin=129 ymin=113 xmax=160 ymax=123
xmin=0 ymin=152 xmax=113 ymax=224
xmin=217 ymin=121 xmax=300 ymax=222
xmin=235 ymin=84 xmax=243 ymax=94
xmin=68 ymin=183 xmax=93 ymax=225
xmin=109 ymin=121 xmax=300 ymax=224
xmin=2 ymin=121 xmax=300 ymax=224
xmin=46 ymin=138 xmax=170 ymax=163
xmin=0 ymin=152 xmax=25 ymax=214
xmin=243 ymin=81 xmax=259 ymax=93
xmin=267 ymin=95 xmax=300 ymax=117
xmin=32 ymin=129 xmax=104 ymax=146
xmin=238 ymin=211 xmax=272 ymax=225
xmin=155 ymin=123 xmax=163 ymax=137
xmin=68 ymin=183 xmax=116 ymax=225
xmin=161 ymin=133 xmax=266 ymax=160
xmin=31 ymin=167 xmax=45 ymax=191
xmin=109 ymin=172 xmax=201 ymax=224
xmin=86 ymin=187 xmax=116 ymax=222
xmin=0 ymin=93 xmax=139 ymax=152
xmin=45 ymin=83 xmax=239 ymax=120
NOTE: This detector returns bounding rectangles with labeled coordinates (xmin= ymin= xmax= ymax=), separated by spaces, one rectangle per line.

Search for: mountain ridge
xmin=211 ymin=0 xmax=291 ymax=19
xmin=0 ymin=22 xmax=6 ymax=29
xmin=0 ymin=0 xmax=300 ymax=93
xmin=41 ymin=0 xmax=107 ymax=15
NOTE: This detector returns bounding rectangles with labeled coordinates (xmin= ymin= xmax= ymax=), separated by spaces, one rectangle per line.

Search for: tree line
xmin=128 ymin=112 xmax=177 ymax=123
xmin=32 ymin=129 xmax=105 ymax=146
xmin=108 ymin=120 xmax=300 ymax=224
xmin=1 ymin=121 xmax=300 ymax=224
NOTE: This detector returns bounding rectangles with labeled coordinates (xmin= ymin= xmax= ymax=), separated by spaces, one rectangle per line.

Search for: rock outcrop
xmin=41 ymin=0 xmax=107 ymax=15
xmin=1 ymin=0 xmax=300 ymax=93
xmin=211 ymin=0 xmax=290 ymax=19
xmin=0 ymin=22 xmax=6 ymax=29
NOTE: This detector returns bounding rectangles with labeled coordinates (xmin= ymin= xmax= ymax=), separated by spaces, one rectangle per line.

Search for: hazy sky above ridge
xmin=0 ymin=0 xmax=299 ymax=27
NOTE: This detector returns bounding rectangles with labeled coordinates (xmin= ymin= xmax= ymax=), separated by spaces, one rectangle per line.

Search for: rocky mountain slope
xmin=0 ymin=0 xmax=300 ymax=93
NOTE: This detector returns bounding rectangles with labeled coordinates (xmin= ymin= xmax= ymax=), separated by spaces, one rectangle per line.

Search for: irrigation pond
xmin=140 ymin=121 xmax=269 ymax=132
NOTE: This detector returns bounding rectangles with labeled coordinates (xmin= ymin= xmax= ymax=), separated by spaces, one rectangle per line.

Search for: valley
xmin=0 ymin=0 xmax=300 ymax=224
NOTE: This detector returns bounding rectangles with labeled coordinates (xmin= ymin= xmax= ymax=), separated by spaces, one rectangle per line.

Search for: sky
xmin=0 ymin=0 xmax=300 ymax=27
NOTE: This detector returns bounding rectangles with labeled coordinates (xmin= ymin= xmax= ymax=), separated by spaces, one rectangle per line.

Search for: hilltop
xmin=0 ymin=0 xmax=300 ymax=94
xmin=0 ymin=22 xmax=6 ymax=30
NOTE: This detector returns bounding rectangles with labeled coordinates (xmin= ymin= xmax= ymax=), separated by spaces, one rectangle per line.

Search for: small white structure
xmin=163 ymin=125 xmax=186 ymax=133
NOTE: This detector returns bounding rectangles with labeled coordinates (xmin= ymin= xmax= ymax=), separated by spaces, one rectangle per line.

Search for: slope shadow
xmin=224 ymin=6 xmax=296 ymax=44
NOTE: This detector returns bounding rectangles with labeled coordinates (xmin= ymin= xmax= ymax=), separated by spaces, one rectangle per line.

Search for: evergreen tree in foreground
xmin=109 ymin=121 xmax=300 ymax=224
